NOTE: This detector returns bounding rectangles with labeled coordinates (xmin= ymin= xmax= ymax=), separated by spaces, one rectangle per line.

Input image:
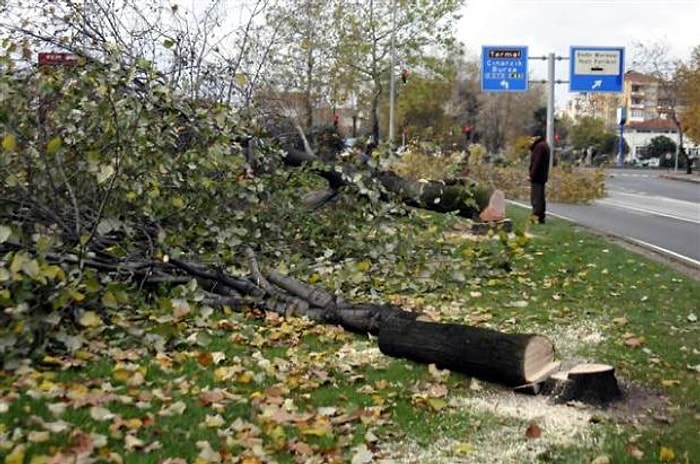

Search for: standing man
xmin=529 ymin=127 xmax=551 ymax=224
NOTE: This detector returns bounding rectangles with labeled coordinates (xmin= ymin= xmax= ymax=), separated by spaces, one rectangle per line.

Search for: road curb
xmin=660 ymin=174 xmax=700 ymax=184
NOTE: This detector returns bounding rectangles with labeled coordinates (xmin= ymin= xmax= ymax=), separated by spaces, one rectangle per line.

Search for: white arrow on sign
xmin=591 ymin=80 xmax=603 ymax=90
xmin=500 ymin=79 xmax=509 ymax=89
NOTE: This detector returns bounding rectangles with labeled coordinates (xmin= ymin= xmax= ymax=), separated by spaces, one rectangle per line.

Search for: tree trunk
xmin=282 ymin=148 xmax=492 ymax=219
xmin=374 ymin=171 xmax=491 ymax=219
xmin=377 ymin=319 xmax=556 ymax=387
xmin=545 ymin=363 xmax=622 ymax=405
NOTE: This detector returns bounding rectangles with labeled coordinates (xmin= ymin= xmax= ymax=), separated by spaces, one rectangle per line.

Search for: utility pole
xmin=388 ymin=0 xmax=396 ymax=145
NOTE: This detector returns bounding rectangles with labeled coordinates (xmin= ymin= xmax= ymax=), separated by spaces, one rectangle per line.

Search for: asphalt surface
xmin=511 ymin=168 xmax=700 ymax=278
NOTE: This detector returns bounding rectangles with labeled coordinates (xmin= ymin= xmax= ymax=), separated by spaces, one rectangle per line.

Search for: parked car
xmin=640 ymin=157 xmax=660 ymax=168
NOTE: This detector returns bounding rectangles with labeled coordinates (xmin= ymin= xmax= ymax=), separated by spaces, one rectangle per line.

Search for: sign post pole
xmin=546 ymin=53 xmax=555 ymax=170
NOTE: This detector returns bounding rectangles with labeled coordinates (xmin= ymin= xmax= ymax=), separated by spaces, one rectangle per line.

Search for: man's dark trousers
xmin=531 ymin=182 xmax=546 ymax=223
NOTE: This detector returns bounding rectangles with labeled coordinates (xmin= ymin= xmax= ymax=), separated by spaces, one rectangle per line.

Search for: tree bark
xmin=377 ymin=319 xmax=556 ymax=387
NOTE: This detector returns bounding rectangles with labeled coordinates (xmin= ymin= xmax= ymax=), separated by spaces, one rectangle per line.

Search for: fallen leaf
xmin=4 ymin=444 xmax=25 ymax=464
xmin=525 ymin=421 xmax=541 ymax=439
xmin=159 ymin=401 xmax=187 ymax=416
xmin=427 ymin=397 xmax=448 ymax=411
xmin=124 ymin=434 xmax=145 ymax=450
xmin=196 ymin=440 xmax=222 ymax=463
xmin=27 ymin=430 xmax=50 ymax=443
xmin=469 ymin=378 xmax=483 ymax=392
xmin=198 ymin=352 xmax=214 ymax=367
xmin=590 ymin=456 xmax=610 ymax=464
xmin=659 ymin=447 xmax=675 ymax=462
xmin=350 ymin=444 xmax=373 ymax=464
xmin=42 ymin=419 xmax=71 ymax=433
xmin=427 ymin=383 xmax=448 ymax=398
xmin=47 ymin=402 xmax=67 ymax=416
xmin=624 ymin=336 xmax=645 ymax=348
xmin=428 ymin=363 xmax=450 ymax=382
xmin=128 ymin=371 xmax=146 ymax=387
xmin=626 ymin=444 xmax=644 ymax=460
xmin=89 ymin=406 xmax=115 ymax=421
xmin=203 ymin=414 xmax=225 ymax=428
xmin=453 ymin=442 xmax=475 ymax=454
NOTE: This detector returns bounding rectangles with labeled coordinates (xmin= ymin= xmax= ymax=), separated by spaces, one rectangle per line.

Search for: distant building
xmin=564 ymin=70 xmax=699 ymax=161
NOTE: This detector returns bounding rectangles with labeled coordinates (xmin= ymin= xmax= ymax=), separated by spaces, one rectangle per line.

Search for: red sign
xmin=38 ymin=52 xmax=79 ymax=66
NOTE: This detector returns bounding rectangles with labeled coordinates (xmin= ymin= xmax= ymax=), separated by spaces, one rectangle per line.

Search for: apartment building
xmin=564 ymin=70 xmax=699 ymax=161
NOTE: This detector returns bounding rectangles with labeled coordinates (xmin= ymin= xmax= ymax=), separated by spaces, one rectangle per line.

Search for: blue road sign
xmin=569 ymin=46 xmax=624 ymax=93
xmin=481 ymin=46 xmax=528 ymax=92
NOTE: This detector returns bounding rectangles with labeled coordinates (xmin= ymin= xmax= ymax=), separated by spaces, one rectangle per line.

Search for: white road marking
xmin=507 ymin=200 xmax=700 ymax=268
xmin=625 ymin=237 xmax=700 ymax=268
xmin=597 ymin=191 xmax=700 ymax=225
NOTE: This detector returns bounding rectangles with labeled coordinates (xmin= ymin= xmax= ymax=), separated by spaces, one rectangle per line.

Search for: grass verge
xmin=1 ymin=207 xmax=698 ymax=464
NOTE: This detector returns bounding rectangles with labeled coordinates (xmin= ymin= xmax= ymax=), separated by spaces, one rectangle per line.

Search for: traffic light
xmin=463 ymin=125 xmax=472 ymax=144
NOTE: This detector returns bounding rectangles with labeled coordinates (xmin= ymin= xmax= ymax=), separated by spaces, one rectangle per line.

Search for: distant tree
xmin=632 ymin=41 xmax=693 ymax=173
xmin=601 ymin=134 xmax=629 ymax=159
xmin=444 ymin=57 xmax=481 ymax=148
xmin=476 ymin=89 xmax=545 ymax=154
xmin=395 ymin=74 xmax=452 ymax=143
xmin=265 ymin=0 xmax=338 ymax=130
xmin=334 ymin=0 xmax=465 ymax=144
xmin=678 ymin=46 xmax=700 ymax=145
xmin=531 ymin=106 xmax=569 ymax=146
xmin=646 ymin=135 xmax=677 ymax=159
xmin=570 ymin=116 xmax=613 ymax=153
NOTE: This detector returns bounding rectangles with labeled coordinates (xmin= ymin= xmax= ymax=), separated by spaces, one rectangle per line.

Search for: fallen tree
xmin=277 ymin=124 xmax=493 ymax=219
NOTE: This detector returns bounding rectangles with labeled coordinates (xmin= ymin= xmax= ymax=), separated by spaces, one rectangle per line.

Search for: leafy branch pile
xmin=391 ymin=144 xmax=606 ymax=204
xmin=0 ymin=58 xmax=517 ymax=369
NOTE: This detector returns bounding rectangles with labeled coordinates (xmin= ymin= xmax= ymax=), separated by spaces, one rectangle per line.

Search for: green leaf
xmin=2 ymin=134 xmax=16 ymax=151
xmin=46 ymin=136 xmax=62 ymax=154
xmin=96 ymin=164 xmax=115 ymax=184
xmin=163 ymin=39 xmax=175 ymax=49
xmin=427 ymin=397 xmax=448 ymax=411
xmin=102 ymin=291 xmax=118 ymax=309
xmin=78 ymin=310 xmax=102 ymax=327
xmin=0 ymin=225 xmax=11 ymax=243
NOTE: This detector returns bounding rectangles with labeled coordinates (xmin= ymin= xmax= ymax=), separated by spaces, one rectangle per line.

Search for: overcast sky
xmin=456 ymin=0 xmax=700 ymax=106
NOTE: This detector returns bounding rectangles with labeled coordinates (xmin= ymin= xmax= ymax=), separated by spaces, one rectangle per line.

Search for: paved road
xmin=518 ymin=169 xmax=700 ymax=269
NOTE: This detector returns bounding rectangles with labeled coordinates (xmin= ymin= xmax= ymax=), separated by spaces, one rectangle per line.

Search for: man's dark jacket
xmin=529 ymin=137 xmax=550 ymax=184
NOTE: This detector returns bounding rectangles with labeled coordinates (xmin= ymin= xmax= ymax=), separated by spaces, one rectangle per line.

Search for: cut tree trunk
xmin=374 ymin=171 xmax=491 ymax=219
xmin=378 ymin=319 xmax=556 ymax=387
xmin=545 ymin=363 xmax=622 ymax=405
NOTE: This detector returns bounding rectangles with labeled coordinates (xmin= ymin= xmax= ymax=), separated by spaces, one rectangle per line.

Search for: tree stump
xmin=378 ymin=319 xmax=556 ymax=387
xmin=546 ymin=363 xmax=622 ymax=405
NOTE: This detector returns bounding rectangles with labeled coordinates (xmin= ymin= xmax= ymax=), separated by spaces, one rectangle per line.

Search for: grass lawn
xmin=1 ymin=206 xmax=698 ymax=464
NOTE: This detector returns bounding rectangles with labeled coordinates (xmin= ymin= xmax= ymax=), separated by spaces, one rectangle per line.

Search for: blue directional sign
xmin=569 ymin=46 xmax=624 ymax=93
xmin=481 ymin=46 xmax=528 ymax=92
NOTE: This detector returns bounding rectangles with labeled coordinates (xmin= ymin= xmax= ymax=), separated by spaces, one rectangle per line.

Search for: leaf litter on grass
xmin=2 ymin=210 xmax=697 ymax=463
